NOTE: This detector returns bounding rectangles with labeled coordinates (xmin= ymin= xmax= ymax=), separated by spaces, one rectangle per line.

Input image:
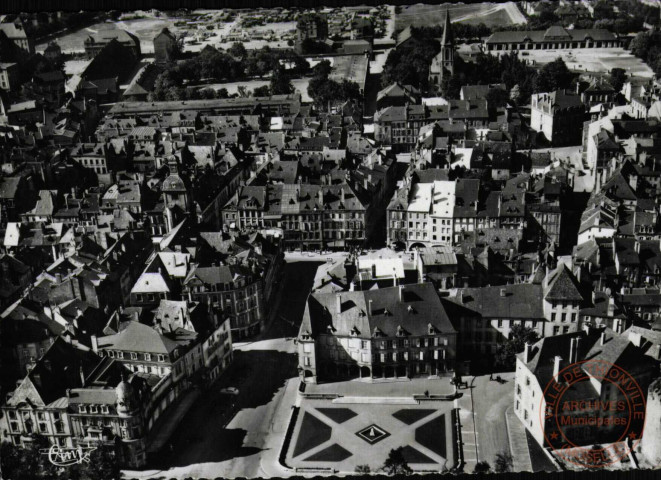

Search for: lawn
xmin=316 ymin=407 xmax=358 ymax=424
xmin=415 ymin=414 xmax=448 ymax=458
xmin=292 ymin=411 xmax=332 ymax=458
xmin=304 ymin=443 xmax=353 ymax=462
xmin=392 ymin=408 xmax=437 ymax=425
xmin=395 ymin=2 xmax=523 ymax=30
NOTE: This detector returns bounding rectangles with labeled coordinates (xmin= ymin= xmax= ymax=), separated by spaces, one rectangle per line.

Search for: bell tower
xmin=440 ymin=11 xmax=455 ymax=78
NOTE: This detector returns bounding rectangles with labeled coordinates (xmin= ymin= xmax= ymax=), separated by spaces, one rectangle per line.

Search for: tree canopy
xmin=495 ymin=324 xmax=540 ymax=370
xmin=382 ymin=447 xmax=412 ymax=475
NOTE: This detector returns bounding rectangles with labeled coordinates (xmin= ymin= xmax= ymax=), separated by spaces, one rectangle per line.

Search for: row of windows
xmin=78 ymin=404 xmax=110 ymax=414
xmin=105 ymin=350 xmax=167 ymax=362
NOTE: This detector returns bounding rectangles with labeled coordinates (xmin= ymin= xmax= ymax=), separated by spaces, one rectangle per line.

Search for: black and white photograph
xmin=0 ymin=0 xmax=661 ymax=478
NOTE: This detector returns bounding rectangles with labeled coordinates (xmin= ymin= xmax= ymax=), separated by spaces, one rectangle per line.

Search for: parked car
xmin=220 ymin=387 xmax=239 ymax=395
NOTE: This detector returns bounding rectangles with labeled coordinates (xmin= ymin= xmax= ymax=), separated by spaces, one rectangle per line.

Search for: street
xmin=123 ymin=258 xmax=322 ymax=479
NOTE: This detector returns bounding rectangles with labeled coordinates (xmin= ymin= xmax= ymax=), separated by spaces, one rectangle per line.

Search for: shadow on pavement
xmin=147 ymin=349 xmax=297 ymax=468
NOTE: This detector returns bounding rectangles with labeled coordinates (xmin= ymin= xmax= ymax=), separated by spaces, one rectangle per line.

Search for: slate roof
xmin=519 ymin=327 xmax=656 ymax=397
xmin=301 ymin=283 xmax=455 ymax=338
xmin=443 ymin=284 xmax=545 ymax=319
xmin=544 ymin=264 xmax=584 ymax=302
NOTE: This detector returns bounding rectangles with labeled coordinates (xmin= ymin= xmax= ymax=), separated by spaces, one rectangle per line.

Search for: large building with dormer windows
xmin=0 ymin=337 xmax=150 ymax=468
xmin=297 ymin=283 xmax=457 ymax=384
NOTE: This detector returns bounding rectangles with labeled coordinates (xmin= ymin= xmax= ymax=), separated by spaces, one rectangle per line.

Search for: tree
xmin=486 ymin=87 xmax=509 ymax=109
xmin=80 ymin=445 xmax=120 ymax=480
xmin=494 ymin=451 xmax=513 ymax=473
xmin=382 ymin=447 xmax=412 ymax=475
xmin=609 ymin=68 xmax=627 ymax=93
xmin=473 ymin=461 xmax=491 ymax=473
xmin=217 ymin=87 xmax=229 ymax=98
xmin=533 ymin=57 xmax=573 ymax=93
xmin=312 ymin=59 xmax=332 ymax=78
xmin=629 ymin=32 xmax=652 ymax=59
xmin=228 ymin=41 xmax=247 ymax=60
xmin=253 ymin=85 xmax=271 ymax=97
xmin=270 ymin=65 xmax=294 ymax=95
xmin=355 ymin=464 xmax=371 ymax=474
xmin=495 ymin=324 xmax=540 ymax=370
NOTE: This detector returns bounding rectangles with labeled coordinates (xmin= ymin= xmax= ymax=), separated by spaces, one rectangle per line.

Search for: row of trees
xmin=441 ymin=53 xmax=574 ymax=105
xmin=307 ymin=60 xmax=362 ymax=111
xmin=149 ymin=44 xmax=309 ymax=101
xmin=629 ymin=30 xmax=661 ymax=78
xmin=503 ymin=0 xmax=658 ymax=34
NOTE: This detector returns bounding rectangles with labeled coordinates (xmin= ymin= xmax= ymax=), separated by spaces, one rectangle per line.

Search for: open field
xmin=198 ymin=78 xmax=312 ymax=102
xmin=36 ymin=17 xmax=186 ymax=54
xmin=395 ymin=2 xmax=526 ymax=30
xmin=492 ymin=48 xmax=654 ymax=78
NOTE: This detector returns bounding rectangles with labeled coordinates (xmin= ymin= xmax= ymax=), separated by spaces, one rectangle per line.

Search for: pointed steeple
xmin=441 ymin=10 xmax=453 ymax=47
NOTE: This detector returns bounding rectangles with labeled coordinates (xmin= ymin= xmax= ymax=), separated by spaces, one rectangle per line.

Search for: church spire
xmin=441 ymin=10 xmax=453 ymax=47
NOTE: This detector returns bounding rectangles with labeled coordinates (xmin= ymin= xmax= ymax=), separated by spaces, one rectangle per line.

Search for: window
xmin=116 ymin=352 xmax=124 ymax=359
xmin=144 ymin=353 xmax=151 ymax=361
xmin=130 ymin=352 xmax=137 ymax=360
xmin=78 ymin=405 xmax=87 ymax=414
xmin=89 ymin=405 xmax=98 ymax=414
xmin=101 ymin=405 xmax=109 ymax=414
xmin=304 ymin=357 xmax=311 ymax=367
xmin=303 ymin=344 xmax=312 ymax=353
xmin=361 ymin=341 xmax=368 ymax=349
xmin=516 ymin=384 xmax=521 ymax=396
xmin=157 ymin=354 xmax=165 ymax=362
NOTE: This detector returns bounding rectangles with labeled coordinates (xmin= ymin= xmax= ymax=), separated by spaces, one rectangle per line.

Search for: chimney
xmin=368 ymin=299 xmax=373 ymax=316
xmin=614 ymin=317 xmax=624 ymax=334
xmin=569 ymin=337 xmax=580 ymax=364
xmin=336 ymin=294 xmax=342 ymax=314
xmin=79 ymin=366 xmax=86 ymax=387
xmin=607 ymin=296 xmax=615 ymax=317
xmin=318 ymin=189 xmax=323 ymax=204
xmin=500 ymin=288 xmax=506 ymax=297
xmin=553 ymin=355 xmax=562 ymax=381
xmin=600 ymin=331 xmax=607 ymax=346
xmin=523 ymin=342 xmax=531 ymax=363
xmin=628 ymin=331 xmax=642 ymax=347
xmin=91 ymin=335 xmax=98 ymax=353
xmin=340 ymin=188 xmax=345 ymax=203
xmin=583 ymin=324 xmax=592 ymax=335
xmin=349 ymin=281 xmax=355 ymax=292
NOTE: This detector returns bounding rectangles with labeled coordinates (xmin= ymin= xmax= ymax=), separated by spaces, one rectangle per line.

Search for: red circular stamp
xmin=540 ymin=359 xmax=646 ymax=468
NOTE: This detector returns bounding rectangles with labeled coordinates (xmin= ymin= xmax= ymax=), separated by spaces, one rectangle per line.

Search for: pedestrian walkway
xmin=147 ymin=388 xmax=202 ymax=453
xmin=455 ymin=377 xmax=478 ymax=473
xmin=505 ymin=406 xmax=533 ymax=472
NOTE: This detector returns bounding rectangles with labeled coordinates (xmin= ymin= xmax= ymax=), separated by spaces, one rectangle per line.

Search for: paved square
xmin=287 ymin=398 xmax=459 ymax=473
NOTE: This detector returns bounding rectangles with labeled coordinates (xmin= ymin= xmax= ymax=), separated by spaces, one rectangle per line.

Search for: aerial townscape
xmin=3 ymin=1 xmax=661 ymax=479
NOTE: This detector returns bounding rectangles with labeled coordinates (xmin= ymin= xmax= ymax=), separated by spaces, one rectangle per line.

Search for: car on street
xmin=220 ymin=387 xmax=239 ymax=395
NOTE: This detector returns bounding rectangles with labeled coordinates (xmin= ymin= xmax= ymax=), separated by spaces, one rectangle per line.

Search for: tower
xmin=429 ymin=11 xmax=455 ymax=92
xmin=440 ymin=10 xmax=455 ymax=78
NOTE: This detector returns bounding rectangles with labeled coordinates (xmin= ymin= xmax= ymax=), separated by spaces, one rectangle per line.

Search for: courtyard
xmin=287 ymin=398 xmax=458 ymax=473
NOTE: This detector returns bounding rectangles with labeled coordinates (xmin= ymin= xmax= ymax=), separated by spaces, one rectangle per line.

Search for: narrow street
xmin=123 ymin=258 xmax=320 ymax=479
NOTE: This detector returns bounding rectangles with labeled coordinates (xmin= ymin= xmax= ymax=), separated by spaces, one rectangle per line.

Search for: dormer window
xmin=101 ymin=405 xmax=109 ymax=414
xmin=351 ymin=326 xmax=360 ymax=336
xmin=428 ymin=323 xmax=436 ymax=335
xmin=130 ymin=352 xmax=138 ymax=360
xmin=78 ymin=405 xmax=87 ymax=414
xmin=157 ymin=354 xmax=165 ymax=362
xmin=88 ymin=405 xmax=98 ymax=414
